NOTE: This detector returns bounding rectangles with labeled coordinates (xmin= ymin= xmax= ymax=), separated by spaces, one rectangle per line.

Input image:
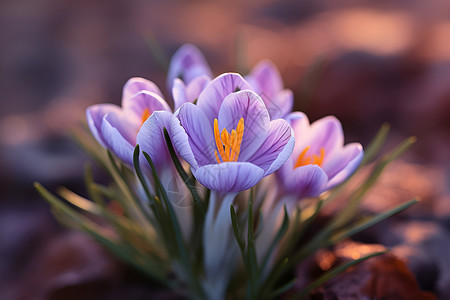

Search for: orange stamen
xmin=294 ymin=146 xmax=325 ymax=169
xmin=214 ymin=118 xmax=244 ymax=163
xmin=234 ymin=118 xmax=244 ymax=161
xmin=141 ymin=108 xmax=151 ymax=126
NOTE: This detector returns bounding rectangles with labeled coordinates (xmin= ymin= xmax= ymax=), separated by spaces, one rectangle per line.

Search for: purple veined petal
xmin=196 ymin=73 xmax=253 ymax=126
xmin=274 ymin=89 xmax=294 ymax=119
xmin=259 ymin=89 xmax=294 ymax=120
xmin=285 ymin=111 xmax=310 ymax=159
xmin=193 ymin=162 xmax=264 ymax=193
xmin=136 ymin=111 xmax=173 ymax=170
xmin=246 ymin=60 xmax=283 ymax=99
xmin=247 ymin=119 xmax=294 ymax=175
xmin=324 ymin=143 xmax=364 ymax=189
xmin=303 ymin=116 xmax=344 ymax=157
xmin=173 ymin=103 xmax=216 ymax=168
xmin=167 ymin=44 xmax=212 ymax=90
xmin=170 ymin=115 xmax=198 ymax=170
xmin=217 ymin=90 xmax=270 ymax=161
xmin=172 ymin=75 xmax=211 ymax=111
xmin=122 ymin=77 xmax=163 ymax=100
xmin=172 ymin=78 xmax=188 ymax=111
xmin=101 ymin=112 xmax=135 ymax=166
xmin=185 ymin=75 xmax=210 ymax=103
xmin=122 ymin=91 xmax=172 ymax=122
xmin=86 ymin=104 xmax=121 ymax=147
xmin=281 ymin=164 xmax=328 ymax=198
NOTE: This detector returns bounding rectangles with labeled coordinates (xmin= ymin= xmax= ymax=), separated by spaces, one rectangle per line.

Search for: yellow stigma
xmin=214 ymin=118 xmax=244 ymax=164
xmin=141 ymin=108 xmax=151 ymax=126
xmin=294 ymin=146 xmax=325 ymax=168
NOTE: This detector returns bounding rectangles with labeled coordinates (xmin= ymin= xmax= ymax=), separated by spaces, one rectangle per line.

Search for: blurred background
xmin=1 ymin=0 xmax=450 ymax=299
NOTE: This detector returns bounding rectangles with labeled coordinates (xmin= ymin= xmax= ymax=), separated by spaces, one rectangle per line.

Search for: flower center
xmin=141 ymin=108 xmax=151 ymax=127
xmin=214 ymin=118 xmax=244 ymax=164
xmin=294 ymin=146 xmax=325 ymax=168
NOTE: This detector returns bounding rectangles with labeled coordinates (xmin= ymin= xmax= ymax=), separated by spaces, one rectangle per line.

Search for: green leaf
xmin=292 ymin=251 xmax=386 ymax=299
xmin=142 ymin=151 xmax=205 ymax=299
xmin=270 ymin=278 xmax=297 ymax=298
xmin=105 ymin=150 xmax=154 ymax=230
xmin=329 ymin=136 xmax=416 ymax=230
xmin=260 ymin=205 xmax=289 ymax=275
xmin=163 ymin=128 xmax=202 ymax=207
xmin=84 ymin=163 xmax=106 ymax=206
xmin=361 ymin=123 xmax=390 ymax=165
xmin=258 ymin=257 xmax=290 ymax=298
xmin=57 ymin=187 xmax=104 ymax=216
xmin=331 ymin=198 xmax=418 ymax=244
xmin=230 ymin=204 xmax=246 ymax=252
xmin=246 ymin=188 xmax=260 ymax=300
xmin=319 ymin=123 xmax=391 ymax=209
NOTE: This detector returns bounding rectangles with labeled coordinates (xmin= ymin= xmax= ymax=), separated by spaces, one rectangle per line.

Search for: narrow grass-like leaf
xmin=35 ymin=182 xmax=86 ymax=224
xmin=361 ymin=123 xmax=390 ymax=165
xmin=247 ymin=189 xmax=259 ymax=299
xmin=258 ymin=257 xmax=290 ymax=298
xmin=142 ymin=151 xmax=205 ymax=299
xmin=106 ymin=150 xmax=154 ymax=230
xmin=84 ymin=163 xmax=106 ymax=206
xmin=70 ymin=123 xmax=109 ymax=171
xmin=260 ymin=205 xmax=289 ymax=275
xmin=163 ymin=128 xmax=202 ymax=206
xmin=271 ymin=278 xmax=297 ymax=299
xmin=331 ymin=198 xmax=418 ymax=244
xmin=329 ymin=136 xmax=416 ymax=230
xmin=230 ymin=204 xmax=246 ymax=252
xmin=58 ymin=187 xmax=104 ymax=216
xmin=292 ymin=251 xmax=386 ymax=300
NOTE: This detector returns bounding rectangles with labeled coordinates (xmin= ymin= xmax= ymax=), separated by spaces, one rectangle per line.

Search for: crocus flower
xmin=245 ymin=60 xmax=293 ymax=120
xmin=171 ymin=73 xmax=295 ymax=194
xmin=167 ymin=44 xmax=212 ymax=109
xmin=86 ymin=77 xmax=172 ymax=169
xmin=277 ymin=112 xmax=363 ymax=199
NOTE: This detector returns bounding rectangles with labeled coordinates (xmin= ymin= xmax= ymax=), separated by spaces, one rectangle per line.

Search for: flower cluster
xmin=87 ymin=44 xmax=362 ymax=197
xmin=37 ymin=44 xmax=417 ymax=300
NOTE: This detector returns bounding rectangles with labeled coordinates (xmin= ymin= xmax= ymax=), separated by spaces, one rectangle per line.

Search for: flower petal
xmin=122 ymin=77 xmax=163 ymax=100
xmin=86 ymin=104 xmax=121 ymax=147
xmin=185 ymin=75 xmax=210 ymax=103
xmin=172 ymin=75 xmax=211 ymax=110
xmin=305 ymin=116 xmax=344 ymax=156
xmin=248 ymin=119 xmax=294 ymax=175
xmin=246 ymin=60 xmax=283 ymax=98
xmin=122 ymin=91 xmax=171 ymax=122
xmin=173 ymin=103 xmax=216 ymax=168
xmin=324 ymin=143 xmax=364 ymax=189
xmin=101 ymin=112 xmax=135 ymax=166
xmin=172 ymin=78 xmax=188 ymax=111
xmin=196 ymin=73 xmax=253 ymax=126
xmin=136 ymin=111 xmax=173 ymax=170
xmin=170 ymin=115 xmax=198 ymax=170
xmin=217 ymin=90 xmax=270 ymax=161
xmin=193 ymin=162 xmax=264 ymax=193
xmin=285 ymin=112 xmax=310 ymax=159
xmin=268 ymin=89 xmax=293 ymax=119
xmin=281 ymin=164 xmax=328 ymax=198
xmin=167 ymin=44 xmax=212 ymax=90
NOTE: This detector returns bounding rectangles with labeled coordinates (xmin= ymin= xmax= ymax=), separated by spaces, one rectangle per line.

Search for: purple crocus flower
xmin=170 ymin=73 xmax=295 ymax=194
xmin=277 ymin=112 xmax=363 ymax=198
xmin=167 ymin=44 xmax=212 ymax=96
xmin=245 ymin=60 xmax=293 ymax=120
xmin=86 ymin=77 xmax=172 ymax=169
